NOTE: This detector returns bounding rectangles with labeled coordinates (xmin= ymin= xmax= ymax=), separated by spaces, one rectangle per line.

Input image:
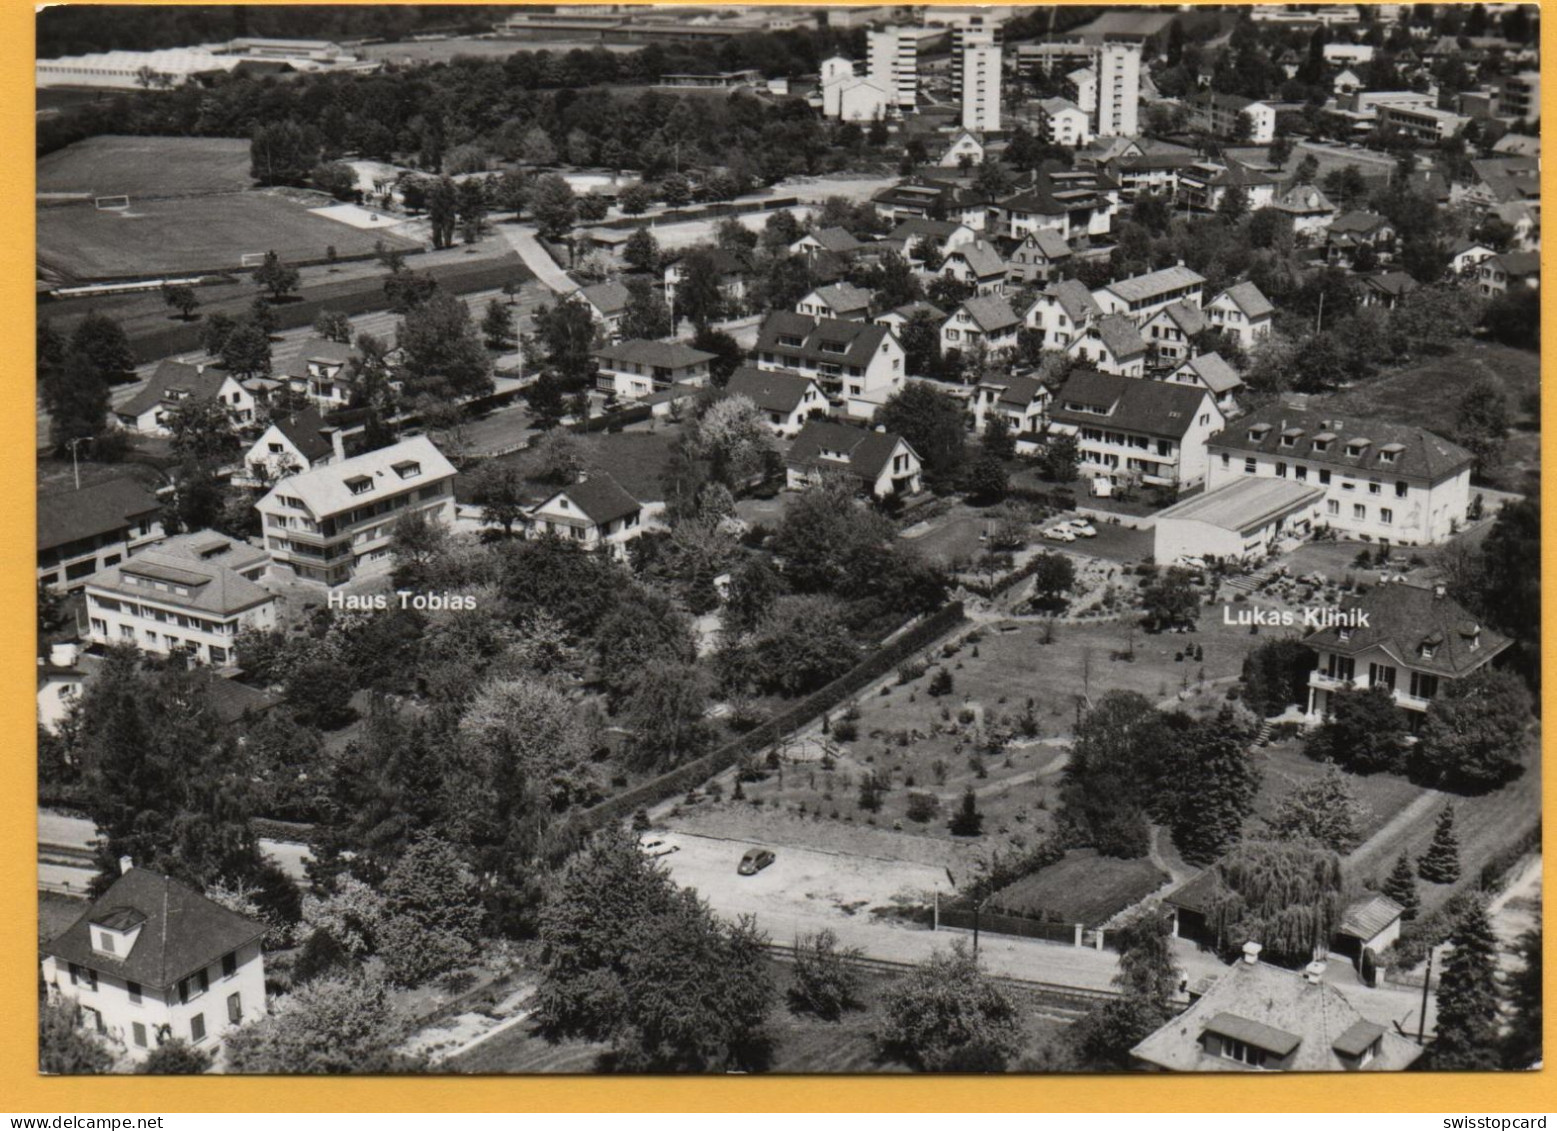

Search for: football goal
xmin=93 ymin=195 xmax=131 ymax=211
xmin=239 ymin=252 xmax=269 ymax=269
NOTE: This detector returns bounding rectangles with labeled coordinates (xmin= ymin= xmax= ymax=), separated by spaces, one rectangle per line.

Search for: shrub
xmin=906 ymin=791 xmax=940 ymax=824
xmin=832 ymin=717 xmax=859 ymax=742
xmin=928 ymin=669 xmax=954 ymax=697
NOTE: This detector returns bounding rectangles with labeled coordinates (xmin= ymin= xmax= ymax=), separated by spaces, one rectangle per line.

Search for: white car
xmin=638 ymin=836 xmax=679 ymax=858
xmin=1043 ymin=526 xmax=1077 ymax=543
xmin=1062 ymin=519 xmax=1098 ymax=538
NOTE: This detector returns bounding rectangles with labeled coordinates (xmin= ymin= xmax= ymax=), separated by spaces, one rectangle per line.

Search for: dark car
xmin=737 ymin=848 xmax=776 ymax=876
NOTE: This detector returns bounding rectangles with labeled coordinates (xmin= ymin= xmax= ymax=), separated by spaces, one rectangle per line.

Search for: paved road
xmin=39 ymin=810 xmax=313 ymax=889
xmin=497 ymin=224 xmax=578 ymax=295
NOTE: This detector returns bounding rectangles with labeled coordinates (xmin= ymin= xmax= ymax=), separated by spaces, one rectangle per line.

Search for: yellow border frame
xmin=6 ymin=0 xmax=1551 ymax=1111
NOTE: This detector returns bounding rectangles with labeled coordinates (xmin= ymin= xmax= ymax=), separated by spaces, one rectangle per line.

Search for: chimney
xmin=118 ymin=855 xmax=134 ymax=875
xmin=49 ymin=641 xmax=79 ymax=668
xmin=1433 ymin=584 xmax=1447 ymax=600
xmin=1304 ymin=959 xmax=1327 ymax=985
xmin=1242 ymin=941 xmax=1262 ymax=965
xmin=321 ymin=426 xmax=346 ymax=463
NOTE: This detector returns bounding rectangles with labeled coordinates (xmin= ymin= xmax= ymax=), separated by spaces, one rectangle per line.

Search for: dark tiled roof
xmin=1216 ymin=281 xmax=1274 ymax=319
xmin=270 ymin=406 xmax=335 ymax=464
xmin=118 ymin=361 xmax=233 ymax=419
xmin=981 ymin=372 xmax=1046 ymax=409
xmin=37 ymin=478 xmax=161 ymax=553
xmin=1302 ymin=581 xmax=1511 ymax=679
xmin=755 ymin=312 xmax=893 ymax=370
xmin=1489 ymin=251 xmax=1540 ymax=277
xmin=727 ymin=366 xmax=816 ymax=414
xmin=1091 ymin=313 xmax=1148 ymax=360
xmin=1173 ymin=352 xmax=1242 ymax=395
xmin=1204 ymin=1012 xmax=1302 ymax=1057
xmin=945 ymin=241 xmax=1007 ymax=279
xmin=664 ymin=247 xmax=753 ymax=276
xmin=1206 ymin=407 xmax=1473 ymax=482
xmin=1328 ymin=211 xmax=1390 ymax=236
xmin=543 ymin=472 xmax=641 ymax=526
xmin=579 ymin=280 xmax=632 ymax=316
xmin=1164 ymin=868 xmax=1222 ymax=913
xmin=888 ymin=218 xmax=964 ymax=243
xmin=787 ymin=420 xmax=911 ymax=482
xmin=1363 ymin=271 xmax=1419 ymax=298
xmin=1338 ymin=894 xmax=1405 ymax=941
xmin=808 ymin=227 xmax=865 ymax=255
xmin=1051 ymin=369 xmax=1208 ymax=440
xmin=959 ymin=295 xmax=1020 ymax=334
xmin=43 ymin=868 xmax=267 ymax=991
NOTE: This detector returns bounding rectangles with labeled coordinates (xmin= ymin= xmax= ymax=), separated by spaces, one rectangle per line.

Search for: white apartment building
xmin=1205 ymin=410 xmax=1474 ymax=546
xmin=1093 ymin=264 xmax=1207 ymax=325
xmin=255 ymin=435 xmax=458 ymax=586
xmin=962 ymin=43 xmax=1002 ymax=132
xmin=1048 ymin=369 xmax=1223 ymax=490
xmin=753 ymin=311 xmax=906 ymax=420
xmin=867 ymin=26 xmax=920 ymax=109
xmin=1095 ymin=42 xmax=1141 ymax=138
xmin=1037 ymin=97 xmax=1091 ymax=147
xmin=41 ymin=867 xmax=268 ymax=1062
xmin=82 ymin=531 xmax=275 ymax=668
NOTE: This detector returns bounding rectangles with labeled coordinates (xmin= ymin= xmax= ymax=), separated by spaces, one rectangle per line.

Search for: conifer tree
xmin=1381 ymin=851 xmax=1420 ymax=921
xmin=949 ymin=786 xmax=983 ymax=836
xmin=1503 ymin=922 xmax=1542 ymax=1069
xmin=1431 ymin=898 xmax=1501 ymax=1070
xmin=1170 ymin=707 xmax=1260 ymax=865
xmin=1417 ymin=804 xmax=1462 ymax=883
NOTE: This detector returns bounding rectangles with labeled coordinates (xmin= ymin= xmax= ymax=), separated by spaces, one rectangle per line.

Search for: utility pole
xmin=1316 ymin=289 xmax=1325 ymax=334
xmin=66 ymin=436 xmax=92 ymax=490
xmin=1417 ymin=946 xmax=1433 ymax=1046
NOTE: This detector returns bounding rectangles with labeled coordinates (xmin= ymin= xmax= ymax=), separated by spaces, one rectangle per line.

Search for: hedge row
xmin=594 ymin=195 xmax=801 ymax=232
xmin=581 ymin=601 xmax=968 ymax=830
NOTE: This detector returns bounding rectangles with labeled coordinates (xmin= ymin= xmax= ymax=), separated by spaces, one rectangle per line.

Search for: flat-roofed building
xmin=1154 ymin=477 xmax=1326 ymax=566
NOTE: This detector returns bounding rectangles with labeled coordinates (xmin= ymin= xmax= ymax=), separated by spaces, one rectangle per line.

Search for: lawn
xmin=1250 ymin=739 xmax=1425 ymax=849
xmin=989 ymin=849 xmax=1167 ymax=928
xmin=456 ymin=427 xmax=681 ymax=506
xmin=38 ymin=135 xmax=254 ymax=199
xmin=38 ymin=191 xmax=421 ymax=281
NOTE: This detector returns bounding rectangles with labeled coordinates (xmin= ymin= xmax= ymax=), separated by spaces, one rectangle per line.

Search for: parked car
xmin=1043 ymin=526 xmax=1077 ymax=542
xmin=1062 ymin=519 xmax=1097 ymax=537
xmin=639 ymin=836 xmax=678 ymax=858
xmin=738 ymin=848 xmax=776 ymax=875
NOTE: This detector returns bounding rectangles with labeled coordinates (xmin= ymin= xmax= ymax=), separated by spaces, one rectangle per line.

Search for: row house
xmin=939 ymin=240 xmax=1008 ymax=295
xmin=785 ymin=419 xmax=922 ymax=499
xmin=1204 ymin=408 xmax=1473 ymax=546
xmin=1023 ymin=278 xmax=1102 ymax=351
xmin=1142 ymin=301 xmax=1206 ymax=370
xmin=527 ymin=472 xmax=643 ymax=561
xmin=796 ymin=282 xmax=873 ymax=321
xmin=114 ymin=360 xmax=258 ymax=436
xmin=1048 ymin=369 xmax=1223 ymax=489
xmin=1167 ymin=353 xmax=1243 ymax=415
xmin=1093 ymin=263 xmax=1207 ymax=325
xmin=256 ymin=435 xmax=458 ymax=586
xmin=41 ymin=866 xmax=268 ymax=1062
xmin=1003 ymin=228 xmax=1072 ymax=285
xmin=726 ymin=366 xmax=827 ymax=437
xmin=1205 ymin=281 xmax=1274 ymax=351
xmin=82 ymin=531 xmax=276 ymax=668
xmin=941 ymin=295 xmax=1020 ymax=360
xmin=1304 ymin=579 xmax=1510 ymax=726
xmin=753 ymin=311 xmax=906 ymax=419
xmin=972 ymin=372 xmax=1050 ymax=438
xmin=593 ymin=339 xmax=715 ymax=401
xmin=1067 ymin=312 xmax=1148 ymax=376
xmin=38 ymin=477 xmax=164 ymax=592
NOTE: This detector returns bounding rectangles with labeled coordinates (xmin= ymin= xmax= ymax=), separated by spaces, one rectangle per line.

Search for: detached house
xmin=1005 ymin=228 xmax=1072 ymax=284
xmin=988 ymin=168 xmax=1115 ymax=242
xmin=1048 ymin=369 xmax=1223 ymax=489
xmin=593 ymin=339 xmax=715 ymax=401
xmin=41 ymin=866 xmax=268 ymax=1062
xmin=114 ymin=360 xmax=257 ymax=436
xmin=1205 ymin=409 xmax=1473 ymax=545
xmin=1275 ymin=183 xmax=1339 ymax=239
xmin=1067 ymin=312 xmax=1148 ymax=376
xmin=726 ymin=366 xmax=826 ymax=437
xmin=38 ymin=477 xmax=164 ymax=592
xmin=663 ymin=247 xmax=754 ymax=311
xmin=527 ymin=472 xmax=643 ymax=560
xmin=283 ymin=338 xmax=365 ymax=410
xmin=1023 ymin=278 xmax=1102 ymax=350
xmin=1141 ymin=302 xmax=1206 ymax=369
xmin=1168 ymin=353 xmax=1243 ymax=414
xmin=790 ymin=227 xmax=867 ymax=263
xmin=796 ymin=282 xmax=873 ymax=322
xmin=972 ymin=373 xmax=1049 ymax=439
xmin=1303 ymin=579 xmax=1511 ymax=725
xmin=1359 ymin=271 xmax=1419 ymax=310
xmin=1477 ymin=250 xmax=1540 ymax=297
xmin=256 ymin=435 xmax=458 ymax=586
xmin=1093 ymin=263 xmax=1206 ymax=324
xmin=1205 ymin=281 xmax=1274 ymax=350
xmin=239 ymin=406 xmax=346 ymax=487
xmin=939 ymin=241 xmax=1008 ymax=295
xmin=753 ymin=312 xmax=906 ymax=419
xmin=1326 ymin=211 xmax=1396 ymax=267
xmin=785 ymin=419 xmax=921 ymax=498
xmin=1177 ymin=160 xmax=1280 ymax=213
xmin=941 ymin=295 xmax=1021 ymax=360
xmin=874 ymin=300 xmax=947 ymax=336
xmin=884 ymin=218 xmax=977 ymax=262
xmin=578 ymin=280 xmax=633 ymax=339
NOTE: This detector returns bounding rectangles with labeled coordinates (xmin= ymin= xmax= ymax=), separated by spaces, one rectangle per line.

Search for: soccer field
xmin=37 ymin=135 xmax=254 ymax=199
xmin=37 ymin=191 xmax=420 ymax=281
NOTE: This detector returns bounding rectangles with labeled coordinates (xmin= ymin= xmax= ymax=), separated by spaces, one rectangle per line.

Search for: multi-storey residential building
xmin=1141 ymin=302 xmax=1206 ymax=370
xmin=40 ymin=866 xmax=268 ymax=1062
xmin=1204 ymin=409 xmax=1473 ymax=546
xmin=1095 ymin=41 xmax=1141 ymax=138
xmin=943 ymin=9 xmax=1004 ymax=89
xmin=1177 ymin=160 xmax=1280 ymax=212
xmin=1303 ymin=580 xmax=1511 ymax=726
xmin=1022 ymin=278 xmax=1101 ymax=351
xmin=1187 ymin=91 xmax=1276 ymax=142
xmin=527 ymin=472 xmax=643 ymax=560
xmin=38 ymin=478 xmax=164 ymax=591
xmin=961 ymin=42 xmax=1001 ymax=132
xmin=866 ymin=26 xmax=919 ymax=109
xmin=1205 ymin=281 xmax=1274 ymax=351
xmin=256 ymin=435 xmax=458 ymax=586
xmin=726 ymin=366 xmax=827 ymax=437
xmin=785 ymin=419 xmax=921 ymax=498
xmin=1378 ymin=102 xmax=1471 ymax=141
xmin=239 ymin=406 xmax=346 ymax=487
xmin=988 ymin=168 xmax=1114 ymax=242
xmin=940 ymin=295 xmax=1020 ymax=359
xmin=82 ymin=531 xmax=274 ymax=667
xmin=594 ymin=339 xmax=715 ymax=401
xmin=113 ymin=360 xmax=258 ymax=436
xmin=1037 ymin=97 xmax=1091 ymax=148
xmin=753 ymin=311 xmax=906 ymax=418
xmin=1496 ymin=69 xmax=1540 ymax=121
xmin=1048 ymin=369 xmax=1223 ymax=489
xmin=1092 ymin=263 xmax=1206 ymax=324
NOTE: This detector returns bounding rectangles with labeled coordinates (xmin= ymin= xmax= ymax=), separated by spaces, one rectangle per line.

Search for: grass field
xmin=38 ymin=135 xmax=254 ymax=199
xmin=989 ymin=850 xmax=1167 ymax=928
xmin=38 ymin=191 xmax=420 ymax=281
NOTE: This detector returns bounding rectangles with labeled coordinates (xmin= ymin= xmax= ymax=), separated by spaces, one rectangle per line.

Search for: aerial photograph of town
xmin=33 ymin=2 xmax=1542 ymax=1078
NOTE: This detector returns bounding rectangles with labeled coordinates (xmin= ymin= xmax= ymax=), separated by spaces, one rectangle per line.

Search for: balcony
xmin=1308 ymin=671 xmax=1355 ymax=692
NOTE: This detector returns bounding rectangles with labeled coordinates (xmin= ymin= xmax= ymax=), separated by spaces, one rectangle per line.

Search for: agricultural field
xmin=37 ymin=135 xmax=254 ymax=199
xmin=37 ymin=191 xmax=419 ymax=281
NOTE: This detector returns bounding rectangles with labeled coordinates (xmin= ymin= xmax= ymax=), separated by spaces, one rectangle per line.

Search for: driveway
xmin=495 ymin=224 xmax=577 ymax=295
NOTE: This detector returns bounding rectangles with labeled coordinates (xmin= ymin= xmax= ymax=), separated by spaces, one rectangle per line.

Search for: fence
xmin=937 ymin=904 xmax=1081 ymax=946
xmin=580 ymin=601 xmax=968 ymax=830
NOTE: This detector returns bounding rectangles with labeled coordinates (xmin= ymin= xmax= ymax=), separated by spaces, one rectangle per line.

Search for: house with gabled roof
xmin=972 ymin=372 xmax=1050 ymax=439
xmin=1304 ymin=579 xmax=1511 ymax=724
xmin=1037 ymin=96 xmax=1090 ymax=148
xmin=577 ymin=279 xmax=633 ymax=339
xmin=114 ymin=360 xmax=257 ymax=436
xmin=873 ymin=300 xmax=947 ymax=336
xmin=873 ymin=175 xmax=988 ymax=229
xmin=1477 ymin=250 xmax=1540 ymax=298
xmin=791 ymin=226 xmax=867 ymax=261
xmin=1049 ymin=369 xmax=1223 ymax=489
xmin=1167 ymin=353 xmax=1243 ymax=415
xmin=527 ymin=471 xmax=643 ymax=560
xmin=883 ymin=217 xmax=977 ymax=261
xmin=1325 ymin=211 xmax=1396 ymax=267
xmin=1066 ymin=312 xmax=1148 ymax=376
xmin=1358 ymin=270 xmax=1419 ymax=310
xmin=1275 ymin=182 xmax=1339 ymax=239
xmin=939 ymin=240 xmax=1008 ymax=295
xmin=1206 ymin=280 xmax=1274 ymax=350
xmin=940 ymin=294 xmax=1020 ymax=359
xmin=1178 ymin=160 xmax=1280 ymax=212
xmin=239 ymin=406 xmax=346 ymax=487
xmin=41 ymin=865 xmax=268 ymax=1061
xmin=662 ymin=247 xmax=754 ymax=310
xmin=38 ymin=477 xmax=164 ymax=592
xmin=753 ymin=311 xmax=906 ymax=419
xmin=1093 ymin=263 xmax=1206 ymax=324
xmin=1023 ymin=278 xmax=1102 ymax=350
xmin=283 ymin=337 xmax=369 ymax=410
xmin=1131 ymin=943 xmax=1423 ymax=1072
xmin=1205 ymin=408 xmax=1473 ymax=545
xmin=726 ymin=366 xmax=826 ymax=437
xmin=989 ymin=167 xmax=1116 ymax=242
xmin=593 ymin=339 xmax=716 ymax=401
xmin=935 ymin=127 xmax=985 ymax=168
xmin=796 ymin=281 xmax=873 ymax=322
xmin=785 ymin=419 xmax=921 ymax=498
xmin=1142 ymin=301 xmax=1206 ymax=369
xmin=1446 ymin=238 xmax=1497 ymax=278
xmin=1006 ymin=227 xmax=1073 ymax=284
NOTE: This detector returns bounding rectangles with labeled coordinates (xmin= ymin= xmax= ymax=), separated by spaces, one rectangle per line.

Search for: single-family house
xmin=114 ymin=360 xmax=257 ymax=436
xmin=936 ymin=127 xmax=986 ymax=168
xmin=1005 ymin=228 xmax=1073 ymax=284
xmin=753 ymin=311 xmax=906 ymax=418
xmin=790 ymin=226 xmax=867 ymax=262
xmin=972 ymin=373 xmax=1050 ymax=438
xmin=1177 ymin=160 xmax=1280 ymax=213
xmin=1275 ymin=183 xmax=1339 ymax=239
xmin=1325 ymin=211 xmax=1396 ymax=267
xmin=594 ymin=339 xmax=715 ymax=401
xmin=726 ymin=366 xmax=827 ymax=437
xmin=1142 ymin=301 xmax=1206 ymax=369
xmin=1205 ymin=408 xmax=1473 ymax=545
xmin=1205 ymin=281 xmax=1274 ymax=350
xmin=796 ymin=282 xmax=874 ymax=322
xmin=1023 ymin=278 xmax=1102 ymax=350
xmin=1048 ymin=369 xmax=1223 ymax=489
xmin=941 ymin=295 xmax=1021 ymax=360
xmin=526 ymin=472 xmax=643 ymax=560
xmin=240 ymin=406 xmax=346 ymax=487
xmin=884 ymin=218 xmax=977 ymax=262
xmin=38 ymin=477 xmax=164 ymax=591
xmin=1358 ymin=270 xmax=1419 ymax=309
xmin=785 ymin=419 xmax=922 ymax=498
xmin=37 ymin=641 xmax=95 ymax=736
xmin=40 ymin=866 xmax=269 ymax=1062
xmin=1477 ymin=250 xmax=1540 ymax=297
xmin=1167 ymin=353 xmax=1243 ymax=414
xmin=1067 ymin=312 xmax=1148 ymax=376
xmin=282 ymin=338 xmax=365 ymax=410
xmin=578 ymin=280 xmax=633 ymax=339
xmin=1446 ymin=238 xmax=1497 ymax=278
xmin=939 ymin=240 xmax=1008 ymax=295
xmin=874 ymin=300 xmax=948 ymax=335
xmin=663 ymin=247 xmax=754 ymax=310
xmin=988 ymin=168 xmax=1115 ymax=242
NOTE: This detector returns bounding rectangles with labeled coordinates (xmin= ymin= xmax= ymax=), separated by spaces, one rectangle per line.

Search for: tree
xmin=948 ymin=785 xmax=983 ymax=837
xmin=139 ymin=1039 xmax=212 ymax=1074
xmin=659 ymin=174 xmax=692 ymax=207
xmin=376 ymin=834 xmax=485 ymax=987
xmin=878 ymin=944 xmax=1022 ymax=1071
xmin=982 ymin=415 xmax=1015 ymax=460
xmin=529 ymin=294 xmax=598 ymax=384
xmin=879 ymin=384 xmax=966 ymax=493
xmin=251 ymin=120 xmax=320 ymax=186
xmin=313 ymin=309 xmax=353 ymax=343
xmin=770 ymin=476 xmax=895 ymax=594
xmin=616 ymin=182 xmax=653 ymax=216
xmin=1140 ymin=567 xmax=1200 ymax=632
xmin=691 ymin=326 xmax=745 ymax=388
xmin=42 ymin=348 xmax=112 ymax=455
xmin=519 ymin=126 xmax=557 ymax=166
xmin=1430 ymin=898 xmax=1501 ymax=1070
xmin=967 ymin=453 xmax=1008 ymax=504
xmin=1269 ymin=762 xmax=1367 ymax=853
xmin=788 ymin=929 xmax=864 ymax=1020
xmin=69 ymin=311 xmax=135 ymax=379
xmin=1503 ymin=922 xmax=1542 ymax=1069
xmin=1030 ymin=552 xmax=1075 ymax=609
xmin=1240 ymin=638 xmax=1314 ymax=716
xmin=39 ymin=1001 xmax=113 ymax=1074
xmin=1206 ymin=839 xmax=1346 ymax=968
xmin=1217 ymin=184 xmax=1250 ymax=222
xmin=161 ymin=282 xmax=199 ymax=321
xmin=1072 ymin=995 xmax=1170 ymax=1071
xmin=669 ymin=248 xmax=725 ymax=329
xmin=530 ymin=174 xmax=577 ymax=243
xmin=1381 ymin=851 xmax=1420 ymax=922
xmin=426 ymin=176 xmax=458 ymax=249
xmin=1453 ymin=378 xmax=1510 ymax=478
xmin=623 ymin=227 xmax=660 ymax=274
xmin=469 ymin=460 xmax=526 ymax=537
xmin=1414 ymin=667 xmax=1530 ymax=790
xmin=481 ymin=297 xmax=516 ymax=352
xmin=165 ymin=396 xmax=239 ymax=466
xmin=685 ymin=394 xmax=775 ymax=485
xmin=1073 ymin=905 xmax=1179 ymax=1068
xmin=1038 ymin=433 xmax=1079 ymax=483
xmin=897 ymin=307 xmax=944 ymax=377
xmin=627 ymin=662 xmax=712 ymax=773
xmin=1417 ymin=804 xmax=1462 ymax=883
xmin=224 ymin=972 xmax=423 ymax=1073
xmin=457 ymin=178 xmax=489 ymax=243
xmin=745 ymin=595 xmax=858 ymax=697
xmin=1169 ymin=707 xmax=1259 ymax=865
xmin=397 ymin=291 xmax=493 ymax=398
xmin=254 ymin=251 xmax=300 ymax=302
xmin=619 ymin=276 xmax=671 ymax=341
xmin=217 ymin=319 xmax=273 ymax=379
xmin=535 ymin=828 xmax=775 ymax=1072
xmin=1304 ymin=686 xmax=1408 ymax=774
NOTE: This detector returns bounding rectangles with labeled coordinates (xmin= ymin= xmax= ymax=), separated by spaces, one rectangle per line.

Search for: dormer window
xmin=1248 ymin=424 xmax=1272 ymax=442
xmin=1280 ymin=427 xmax=1304 ymax=448
xmin=346 ymin=475 xmax=374 ymax=495
xmin=392 ymin=460 xmax=421 ymax=480
xmin=1338 ymin=628 xmax=1352 ymax=642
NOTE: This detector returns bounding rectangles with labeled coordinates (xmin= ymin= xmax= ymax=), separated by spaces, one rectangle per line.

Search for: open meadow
xmin=37 ymin=134 xmax=254 ymax=199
